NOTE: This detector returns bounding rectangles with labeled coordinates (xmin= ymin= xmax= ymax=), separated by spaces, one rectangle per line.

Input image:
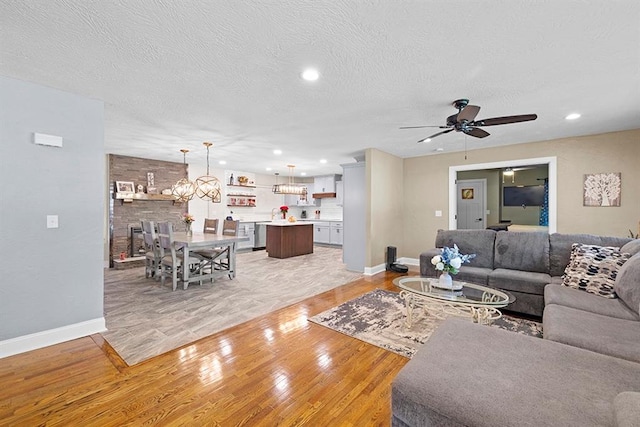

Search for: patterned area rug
xmin=309 ymin=289 xmax=543 ymax=358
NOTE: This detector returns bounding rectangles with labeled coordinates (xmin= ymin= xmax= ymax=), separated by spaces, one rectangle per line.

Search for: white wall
xmin=0 ymin=76 xmax=105 ymax=357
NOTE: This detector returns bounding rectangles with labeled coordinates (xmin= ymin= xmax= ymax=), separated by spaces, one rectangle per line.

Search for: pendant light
xmin=195 ymin=142 xmax=222 ymax=203
xmin=503 ymin=167 xmax=515 ymax=184
xmin=272 ymin=164 xmax=306 ymax=195
xmin=171 ymin=149 xmax=196 ymax=202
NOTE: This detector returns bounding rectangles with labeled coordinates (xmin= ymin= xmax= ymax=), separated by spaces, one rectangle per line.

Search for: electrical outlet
xmin=435 ymin=210 xmax=442 ymax=217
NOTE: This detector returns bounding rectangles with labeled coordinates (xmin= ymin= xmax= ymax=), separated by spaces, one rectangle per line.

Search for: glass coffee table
xmin=392 ymin=276 xmax=515 ymax=327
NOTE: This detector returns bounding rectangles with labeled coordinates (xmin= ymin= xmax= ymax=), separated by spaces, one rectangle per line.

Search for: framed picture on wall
xmin=116 ymin=181 xmax=135 ymax=193
xmin=583 ymin=172 xmax=621 ymax=207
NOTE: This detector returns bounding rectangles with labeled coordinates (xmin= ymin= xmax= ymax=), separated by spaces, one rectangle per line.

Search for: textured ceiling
xmin=1 ymin=1 xmax=639 ymax=176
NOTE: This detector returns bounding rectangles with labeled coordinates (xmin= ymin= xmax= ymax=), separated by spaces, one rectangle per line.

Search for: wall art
xmin=583 ymin=172 xmax=621 ymax=207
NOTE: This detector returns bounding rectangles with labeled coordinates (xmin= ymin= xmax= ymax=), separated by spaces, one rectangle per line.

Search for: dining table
xmin=172 ymin=232 xmax=249 ymax=289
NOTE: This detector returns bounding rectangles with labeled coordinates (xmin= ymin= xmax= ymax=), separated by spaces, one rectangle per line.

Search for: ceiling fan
xmin=400 ymin=99 xmax=537 ymax=143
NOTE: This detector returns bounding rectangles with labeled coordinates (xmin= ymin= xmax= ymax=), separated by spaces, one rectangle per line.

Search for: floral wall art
xmin=583 ymin=172 xmax=621 ymax=207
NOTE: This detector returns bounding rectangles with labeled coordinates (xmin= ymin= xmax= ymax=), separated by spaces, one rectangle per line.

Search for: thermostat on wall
xmin=33 ymin=132 xmax=63 ymax=147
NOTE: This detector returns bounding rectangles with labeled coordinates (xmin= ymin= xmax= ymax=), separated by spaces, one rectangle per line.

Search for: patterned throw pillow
xmin=561 ymin=243 xmax=630 ymax=298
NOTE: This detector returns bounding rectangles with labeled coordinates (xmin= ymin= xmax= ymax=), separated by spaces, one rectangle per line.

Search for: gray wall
xmin=0 ymin=76 xmax=104 ymax=343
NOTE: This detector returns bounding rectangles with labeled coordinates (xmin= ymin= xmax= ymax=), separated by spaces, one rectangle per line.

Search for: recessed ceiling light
xmin=301 ymin=68 xmax=319 ymax=81
xmin=266 ymin=167 xmax=272 ymax=171
xmin=320 ymin=159 xmax=327 ymax=164
xmin=218 ymin=160 xmax=226 ymax=165
xmin=273 ymin=149 xmax=282 ymax=155
xmin=435 ymin=147 xmax=444 ymax=152
xmin=301 ymin=172 xmax=307 ymax=176
xmin=565 ymin=113 xmax=581 ymax=120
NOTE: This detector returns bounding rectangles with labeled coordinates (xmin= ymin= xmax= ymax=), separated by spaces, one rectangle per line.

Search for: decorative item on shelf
xmin=182 ymin=213 xmax=195 ymax=236
xmin=136 ymin=184 xmax=144 ymax=193
xmin=171 ymin=149 xmax=196 ymax=203
xmin=430 ymin=244 xmax=476 ymax=291
xmin=116 ymin=181 xmax=135 ymax=194
xmin=272 ymin=165 xmax=306 ymax=195
xmin=280 ymin=205 xmax=289 ymax=219
xmin=195 ymin=142 xmax=222 ymax=203
xmin=237 ymin=175 xmax=249 ymax=185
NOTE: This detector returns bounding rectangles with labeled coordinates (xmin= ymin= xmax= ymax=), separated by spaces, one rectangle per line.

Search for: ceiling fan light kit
xmin=401 ymin=98 xmax=538 ymax=144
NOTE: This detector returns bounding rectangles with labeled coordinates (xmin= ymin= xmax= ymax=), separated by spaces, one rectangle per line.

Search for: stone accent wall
xmin=109 ymin=154 xmax=189 ymax=263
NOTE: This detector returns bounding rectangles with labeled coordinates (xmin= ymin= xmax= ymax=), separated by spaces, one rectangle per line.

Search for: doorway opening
xmin=448 ymin=156 xmax=557 ymax=233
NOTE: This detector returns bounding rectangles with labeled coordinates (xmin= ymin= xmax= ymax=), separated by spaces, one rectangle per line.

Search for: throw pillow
xmin=561 ymin=243 xmax=630 ymax=298
xmin=620 ymin=239 xmax=640 ymax=257
xmin=613 ymin=253 xmax=640 ymax=315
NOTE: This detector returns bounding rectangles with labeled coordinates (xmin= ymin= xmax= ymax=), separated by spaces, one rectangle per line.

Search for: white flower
xmin=450 ymin=257 xmax=462 ymax=269
xmin=435 ymin=262 xmax=445 ymax=271
xmin=431 ymin=255 xmax=442 ymax=265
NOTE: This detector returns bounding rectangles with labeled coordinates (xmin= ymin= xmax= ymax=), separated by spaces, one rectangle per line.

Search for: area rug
xmin=308 ymin=289 xmax=543 ymax=358
xmin=102 ymin=246 xmax=362 ymax=365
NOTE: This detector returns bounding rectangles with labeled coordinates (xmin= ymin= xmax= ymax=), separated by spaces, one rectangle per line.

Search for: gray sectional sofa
xmin=419 ymin=229 xmax=633 ymax=317
xmin=393 ymin=235 xmax=640 ymax=426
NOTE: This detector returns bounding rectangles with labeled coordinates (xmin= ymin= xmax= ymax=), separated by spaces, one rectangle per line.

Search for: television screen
xmin=503 ymin=185 xmax=546 ymax=207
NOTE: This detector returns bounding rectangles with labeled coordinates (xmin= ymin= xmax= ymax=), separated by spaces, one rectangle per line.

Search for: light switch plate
xmin=47 ymin=215 xmax=59 ymax=228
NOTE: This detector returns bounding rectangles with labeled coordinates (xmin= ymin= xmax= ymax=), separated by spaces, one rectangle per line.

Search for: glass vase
xmin=186 ymin=223 xmax=193 ymax=237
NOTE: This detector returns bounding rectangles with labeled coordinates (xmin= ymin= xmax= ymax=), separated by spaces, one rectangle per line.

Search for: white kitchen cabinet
xmin=330 ymin=221 xmax=343 ymax=245
xmin=342 ymin=162 xmax=365 ymax=271
xmin=314 ymin=175 xmax=336 ymax=194
xmin=313 ymin=223 xmax=330 ymax=244
xmin=336 ymin=180 xmax=343 ymax=205
xmin=237 ymin=222 xmax=255 ymax=250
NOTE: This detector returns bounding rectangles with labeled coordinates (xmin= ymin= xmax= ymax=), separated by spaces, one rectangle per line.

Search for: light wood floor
xmin=0 ymin=269 xmax=412 ymax=426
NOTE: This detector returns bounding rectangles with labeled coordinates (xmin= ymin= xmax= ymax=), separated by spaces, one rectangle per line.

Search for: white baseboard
xmin=364 ymin=263 xmax=386 ymax=276
xmin=0 ymin=317 xmax=107 ymax=359
xmin=364 ymin=257 xmax=420 ymax=276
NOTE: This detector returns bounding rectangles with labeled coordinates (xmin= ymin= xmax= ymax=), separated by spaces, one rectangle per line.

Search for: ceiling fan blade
xmin=456 ymin=105 xmax=480 ymax=122
xmin=473 ymin=114 xmax=537 ymax=127
xmin=399 ymin=125 xmax=448 ymax=129
xmin=464 ymin=127 xmax=490 ymax=138
xmin=418 ymin=128 xmax=454 ymax=142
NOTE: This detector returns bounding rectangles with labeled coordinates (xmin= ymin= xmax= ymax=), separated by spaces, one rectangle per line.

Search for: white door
xmin=456 ymin=179 xmax=486 ymax=229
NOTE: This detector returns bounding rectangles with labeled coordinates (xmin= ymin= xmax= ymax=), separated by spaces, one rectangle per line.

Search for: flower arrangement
xmin=431 ymin=244 xmax=476 ymax=275
xmin=182 ymin=213 xmax=195 ymax=225
xmin=280 ymin=205 xmax=289 ymax=214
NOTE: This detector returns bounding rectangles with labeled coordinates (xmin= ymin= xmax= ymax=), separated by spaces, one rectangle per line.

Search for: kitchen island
xmin=262 ymin=221 xmax=314 ymax=259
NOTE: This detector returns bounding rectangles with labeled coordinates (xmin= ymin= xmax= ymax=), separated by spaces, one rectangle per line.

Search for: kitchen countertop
xmin=257 ymin=221 xmax=318 ymax=226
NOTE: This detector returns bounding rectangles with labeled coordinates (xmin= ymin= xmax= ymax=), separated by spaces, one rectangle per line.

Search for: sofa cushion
xmin=544 ymin=284 xmax=639 ymax=321
xmin=621 ymin=239 xmax=640 ymax=256
xmin=543 ymin=304 xmax=640 ymax=363
xmin=549 ymin=233 xmax=632 ymax=276
xmin=614 ymin=392 xmax=640 ymax=427
xmin=489 ymin=268 xmax=550 ymax=295
xmin=494 ymin=231 xmax=549 ymax=273
xmin=562 ymin=244 xmax=629 ymax=298
xmin=614 ymin=253 xmax=640 ymax=315
xmin=392 ymin=318 xmax=640 ymax=427
xmin=435 ymin=229 xmax=496 ymax=269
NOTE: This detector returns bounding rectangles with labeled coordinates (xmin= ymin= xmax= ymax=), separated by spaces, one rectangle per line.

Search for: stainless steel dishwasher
xmin=255 ymin=223 xmax=267 ymax=249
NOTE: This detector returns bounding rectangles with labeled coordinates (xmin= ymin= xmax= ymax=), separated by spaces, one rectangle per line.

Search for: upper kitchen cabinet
xmin=312 ymin=174 xmax=342 ymax=199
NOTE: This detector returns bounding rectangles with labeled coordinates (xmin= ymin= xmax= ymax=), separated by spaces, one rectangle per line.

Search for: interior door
xmin=456 ymin=179 xmax=486 ymax=229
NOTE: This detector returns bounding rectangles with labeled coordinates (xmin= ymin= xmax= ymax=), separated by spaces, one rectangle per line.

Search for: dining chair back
xmin=221 ymin=219 xmax=240 ymax=236
xmin=141 ymin=220 xmax=160 ymax=279
xmin=203 ymin=218 xmax=219 ymax=234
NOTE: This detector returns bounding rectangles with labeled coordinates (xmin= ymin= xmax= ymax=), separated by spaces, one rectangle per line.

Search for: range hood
xmin=312 ymin=192 xmax=336 ymax=199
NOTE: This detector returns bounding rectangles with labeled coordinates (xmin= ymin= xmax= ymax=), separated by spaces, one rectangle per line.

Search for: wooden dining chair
xmin=157 ymin=221 xmax=204 ymax=291
xmin=196 ymin=219 xmax=239 ymax=278
xmin=203 ymin=218 xmax=219 ymax=234
xmin=141 ymin=219 xmax=160 ymax=279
